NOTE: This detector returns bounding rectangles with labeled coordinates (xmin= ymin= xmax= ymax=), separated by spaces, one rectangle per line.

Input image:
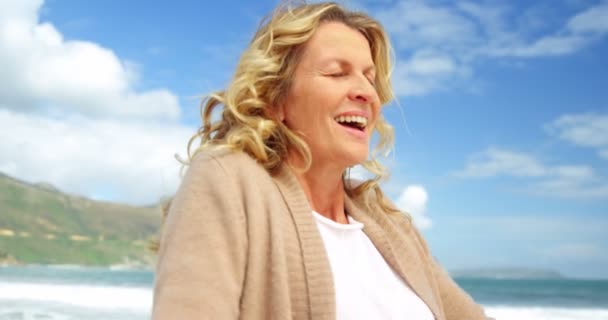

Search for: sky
xmin=0 ymin=0 xmax=606 ymax=278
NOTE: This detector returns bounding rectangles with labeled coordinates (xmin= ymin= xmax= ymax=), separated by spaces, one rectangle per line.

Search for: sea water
xmin=458 ymin=278 xmax=608 ymax=319
xmin=1 ymin=265 xmax=607 ymax=319
xmin=0 ymin=266 xmax=151 ymax=320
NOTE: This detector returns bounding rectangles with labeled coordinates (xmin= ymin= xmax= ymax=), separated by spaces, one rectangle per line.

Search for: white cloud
xmin=455 ymin=147 xmax=547 ymax=178
xmin=377 ymin=0 xmax=479 ymax=52
xmin=482 ymin=1 xmax=608 ymax=58
xmin=375 ymin=1 xmax=478 ymax=96
xmin=456 ymin=1 xmax=508 ymax=35
xmin=567 ymin=1 xmax=608 ymax=34
xmin=528 ymin=164 xmax=601 ymax=199
xmin=550 ymin=165 xmax=594 ymax=180
xmin=392 ymin=52 xmax=471 ymax=96
xmin=455 ymin=147 xmax=608 ymax=199
xmin=396 ymin=185 xmax=432 ymax=229
xmin=0 ymin=0 xmax=192 ymax=205
xmin=368 ymin=0 xmax=608 ymax=96
xmin=480 ymin=1 xmax=608 ymax=58
xmin=0 ymin=0 xmax=180 ymax=120
xmin=546 ymin=113 xmax=608 ymax=159
xmin=0 ymin=109 xmax=192 ymax=206
xmin=454 ymin=112 xmax=608 ymax=199
xmin=490 ymin=34 xmax=589 ymax=57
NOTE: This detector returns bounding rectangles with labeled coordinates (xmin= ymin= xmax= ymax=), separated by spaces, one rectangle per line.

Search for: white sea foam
xmin=39 ymin=264 xmax=87 ymax=270
xmin=0 ymin=307 xmax=73 ymax=320
xmin=2 ymin=282 xmax=607 ymax=320
xmin=0 ymin=282 xmax=152 ymax=312
xmin=485 ymin=305 xmax=608 ymax=320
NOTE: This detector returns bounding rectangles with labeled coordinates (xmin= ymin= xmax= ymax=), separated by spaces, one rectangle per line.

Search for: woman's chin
xmin=310 ymin=146 xmax=369 ymax=170
xmin=341 ymin=152 xmax=369 ymax=168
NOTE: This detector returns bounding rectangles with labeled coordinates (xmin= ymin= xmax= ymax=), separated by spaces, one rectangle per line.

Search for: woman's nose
xmin=347 ymin=76 xmax=377 ymax=104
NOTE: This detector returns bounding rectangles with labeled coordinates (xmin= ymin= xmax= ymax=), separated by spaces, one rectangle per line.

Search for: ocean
xmin=1 ymin=265 xmax=607 ymax=319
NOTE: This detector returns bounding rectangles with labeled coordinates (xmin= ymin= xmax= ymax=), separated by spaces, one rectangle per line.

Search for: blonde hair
xmin=186 ymin=1 xmax=403 ymax=217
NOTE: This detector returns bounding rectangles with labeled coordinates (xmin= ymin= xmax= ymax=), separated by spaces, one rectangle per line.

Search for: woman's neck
xmin=290 ymin=160 xmax=348 ymax=224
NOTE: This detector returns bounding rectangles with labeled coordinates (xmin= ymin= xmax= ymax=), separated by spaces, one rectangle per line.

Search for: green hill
xmin=0 ymin=172 xmax=162 ymax=267
xmin=450 ymin=267 xmax=564 ymax=279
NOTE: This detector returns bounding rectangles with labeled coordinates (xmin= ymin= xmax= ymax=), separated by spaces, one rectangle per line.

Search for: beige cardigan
xmin=152 ymin=149 xmax=491 ymax=319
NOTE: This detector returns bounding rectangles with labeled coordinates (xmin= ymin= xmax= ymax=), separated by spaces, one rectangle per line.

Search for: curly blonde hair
xmin=185 ymin=1 xmax=402 ymax=217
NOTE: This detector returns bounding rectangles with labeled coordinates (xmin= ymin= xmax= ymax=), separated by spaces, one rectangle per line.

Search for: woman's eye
xmin=329 ymin=72 xmax=347 ymax=77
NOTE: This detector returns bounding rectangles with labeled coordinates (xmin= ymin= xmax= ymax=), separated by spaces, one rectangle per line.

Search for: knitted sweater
xmin=152 ymin=149 xmax=492 ymax=319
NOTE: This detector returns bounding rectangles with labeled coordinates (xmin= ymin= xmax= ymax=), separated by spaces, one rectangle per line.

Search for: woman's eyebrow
xmin=319 ymin=57 xmax=376 ymax=73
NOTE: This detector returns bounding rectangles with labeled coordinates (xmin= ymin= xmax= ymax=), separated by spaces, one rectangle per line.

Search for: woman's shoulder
xmin=186 ymin=147 xmax=268 ymax=179
xmin=190 ymin=147 xmax=261 ymax=170
xmin=184 ymin=147 xmax=273 ymax=190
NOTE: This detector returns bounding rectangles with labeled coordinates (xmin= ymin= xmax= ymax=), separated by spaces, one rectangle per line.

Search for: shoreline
xmin=0 ymin=262 xmax=155 ymax=271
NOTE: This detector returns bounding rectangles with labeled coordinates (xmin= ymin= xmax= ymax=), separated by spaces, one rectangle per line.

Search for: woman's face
xmin=281 ymin=22 xmax=380 ymax=170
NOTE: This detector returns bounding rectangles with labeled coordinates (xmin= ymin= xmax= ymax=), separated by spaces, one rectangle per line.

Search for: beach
xmin=1 ymin=265 xmax=608 ymax=319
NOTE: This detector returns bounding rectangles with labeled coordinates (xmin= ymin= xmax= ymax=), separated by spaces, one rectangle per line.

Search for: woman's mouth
xmin=334 ymin=115 xmax=368 ymax=139
xmin=334 ymin=115 xmax=367 ymax=131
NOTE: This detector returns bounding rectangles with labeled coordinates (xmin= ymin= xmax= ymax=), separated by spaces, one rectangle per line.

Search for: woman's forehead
xmin=307 ymin=22 xmax=370 ymax=49
xmin=301 ymin=22 xmax=373 ymax=65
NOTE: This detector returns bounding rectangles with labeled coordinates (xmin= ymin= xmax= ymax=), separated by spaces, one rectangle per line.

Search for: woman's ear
xmin=275 ymin=103 xmax=286 ymax=122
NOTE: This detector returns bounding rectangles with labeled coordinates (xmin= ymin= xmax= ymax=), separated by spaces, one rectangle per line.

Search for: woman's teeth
xmin=335 ymin=115 xmax=367 ymax=129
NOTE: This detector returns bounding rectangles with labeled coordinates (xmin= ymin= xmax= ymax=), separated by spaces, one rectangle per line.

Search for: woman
xmin=153 ymin=2 xmax=492 ymax=319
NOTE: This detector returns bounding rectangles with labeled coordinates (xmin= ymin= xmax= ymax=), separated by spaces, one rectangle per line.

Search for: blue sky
xmin=0 ymin=0 xmax=606 ymax=278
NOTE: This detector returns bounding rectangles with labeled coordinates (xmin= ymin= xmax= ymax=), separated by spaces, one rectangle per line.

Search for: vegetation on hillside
xmin=0 ymin=173 xmax=162 ymax=267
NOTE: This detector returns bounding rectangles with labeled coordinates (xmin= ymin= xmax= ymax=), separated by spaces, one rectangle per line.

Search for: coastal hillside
xmin=451 ymin=267 xmax=564 ymax=279
xmin=0 ymin=172 xmax=162 ymax=266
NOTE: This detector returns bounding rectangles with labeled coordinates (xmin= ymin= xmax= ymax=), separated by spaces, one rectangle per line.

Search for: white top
xmin=312 ymin=211 xmax=435 ymax=320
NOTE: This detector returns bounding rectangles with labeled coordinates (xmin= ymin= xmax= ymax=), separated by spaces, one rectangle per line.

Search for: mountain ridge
xmin=0 ymin=171 xmax=162 ymax=266
xmin=450 ymin=267 xmax=565 ymax=279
